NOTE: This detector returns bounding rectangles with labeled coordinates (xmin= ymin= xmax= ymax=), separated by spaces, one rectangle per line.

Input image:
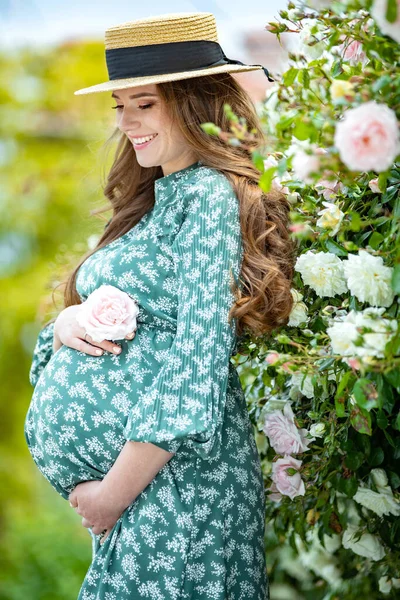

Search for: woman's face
xmin=112 ymin=84 xmax=197 ymax=176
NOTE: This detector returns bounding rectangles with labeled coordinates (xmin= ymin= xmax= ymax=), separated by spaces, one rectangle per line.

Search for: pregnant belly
xmin=24 ymin=326 xmax=174 ymax=500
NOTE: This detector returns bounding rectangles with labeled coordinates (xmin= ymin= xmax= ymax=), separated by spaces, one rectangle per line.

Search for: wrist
xmin=98 ymin=478 xmax=133 ymax=515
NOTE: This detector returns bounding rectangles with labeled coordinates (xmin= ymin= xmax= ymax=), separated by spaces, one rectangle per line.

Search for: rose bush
xmin=208 ymin=0 xmax=400 ymax=597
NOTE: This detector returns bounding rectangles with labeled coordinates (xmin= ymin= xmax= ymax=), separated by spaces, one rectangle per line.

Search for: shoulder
xmin=181 ymin=165 xmax=238 ymax=213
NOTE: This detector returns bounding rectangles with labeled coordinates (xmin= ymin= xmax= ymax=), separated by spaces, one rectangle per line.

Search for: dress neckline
xmin=154 ymin=160 xmax=203 ymax=196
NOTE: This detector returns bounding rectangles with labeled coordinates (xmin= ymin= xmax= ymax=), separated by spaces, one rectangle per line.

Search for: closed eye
xmin=111 ymin=104 xmax=153 ymax=110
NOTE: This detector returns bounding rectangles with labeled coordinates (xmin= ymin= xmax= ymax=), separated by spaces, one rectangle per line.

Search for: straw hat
xmin=74 ymin=12 xmax=274 ymax=95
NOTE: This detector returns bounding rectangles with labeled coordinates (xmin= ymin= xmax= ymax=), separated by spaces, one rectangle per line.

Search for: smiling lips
xmin=130 ymin=133 xmax=158 ymax=149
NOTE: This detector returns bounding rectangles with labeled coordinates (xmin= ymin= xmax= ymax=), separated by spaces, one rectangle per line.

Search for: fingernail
xmin=69 ymin=502 xmax=73 ymax=507
xmin=96 ymin=349 xmax=103 ymax=355
xmin=113 ymin=346 xmax=121 ymax=353
xmin=127 ymin=332 xmax=134 ymax=338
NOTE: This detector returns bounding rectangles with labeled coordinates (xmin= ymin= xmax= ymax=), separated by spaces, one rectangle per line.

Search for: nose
xmin=117 ymin=111 xmax=141 ymax=134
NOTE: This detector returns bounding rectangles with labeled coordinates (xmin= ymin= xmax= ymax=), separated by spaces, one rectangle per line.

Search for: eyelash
xmin=111 ymin=103 xmax=153 ymax=110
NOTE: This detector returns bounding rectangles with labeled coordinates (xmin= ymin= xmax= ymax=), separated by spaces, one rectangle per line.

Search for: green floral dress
xmin=24 ymin=161 xmax=269 ymax=600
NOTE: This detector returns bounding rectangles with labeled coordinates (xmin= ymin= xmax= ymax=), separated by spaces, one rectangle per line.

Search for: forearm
xmin=99 ymin=441 xmax=174 ymax=512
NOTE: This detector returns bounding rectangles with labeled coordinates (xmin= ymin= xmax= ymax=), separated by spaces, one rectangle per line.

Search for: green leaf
xmin=350 ymin=405 xmax=372 ymax=435
xmin=369 ymin=446 xmax=384 ymax=467
xmin=252 ymin=151 xmax=266 ymax=173
xmin=352 ymin=379 xmax=379 ymax=412
xmin=389 ymin=470 xmax=400 ymax=489
xmin=377 ymin=172 xmax=388 ymax=192
xmin=258 ymin=167 xmax=276 ymax=193
xmin=298 ymin=69 xmax=310 ymax=89
xmin=283 ymin=67 xmax=298 ymax=86
xmin=200 ymin=122 xmax=221 ymax=136
xmin=368 ymin=231 xmax=384 ymax=250
xmin=377 ymin=374 xmax=396 ymax=413
xmin=393 ymin=437 xmax=400 ymax=460
xmin=386 ymin=0 xmax=398 ymax=23
xmin=392 ymin=264 xmax=400 ymax=294
xmin=348 ymin=211 xmax=361 ymax=231
xmin=276 ymin=114 xmax=296 ymax=131
xmin=344 ymin=451 xmax=364 ymax=471
xmin=293 ymin=119 xmax=315 ymax=141
xmin=393 ymin=411 xmax=400 ymax=431
xmin=286 ymin=467 xmax=298 ymax=476
xmin=330 ymin=60 xmax=343 ymax=78
xmin=337 ymin=475 xmax=358 ymax=498
xmin=324 ymin=239 xmax=348 ymax=257
xmin=376 ymin=410 xmax=389 ymax=429
xmin=317 ymin=358 xmax=336 ymax=371
xmin=372 ymin=76 xmax=393 ymax=93
xmin=335 ymin=370 xmax=353 ymax=417
xmin=384 ymin=369 xmax=400 ymax=389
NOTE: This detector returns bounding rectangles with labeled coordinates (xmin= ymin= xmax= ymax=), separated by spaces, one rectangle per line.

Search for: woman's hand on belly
xmin=54 ymin=304 xmax=136 ymax=356
xmin=68 ymin=480 xmax=124 ymax=539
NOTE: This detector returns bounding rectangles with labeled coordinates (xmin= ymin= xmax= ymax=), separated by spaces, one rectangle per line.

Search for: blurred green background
xmin=0 ymin=41 xmax=119 ymax=599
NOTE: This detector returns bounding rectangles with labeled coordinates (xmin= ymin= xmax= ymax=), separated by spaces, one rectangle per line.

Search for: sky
xmin=0 ymin=0 xmax=287 ymax=58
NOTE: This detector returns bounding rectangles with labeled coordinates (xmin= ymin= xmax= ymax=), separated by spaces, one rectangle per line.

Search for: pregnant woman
xmin=24 ymin=11 xmax=295 ymax=600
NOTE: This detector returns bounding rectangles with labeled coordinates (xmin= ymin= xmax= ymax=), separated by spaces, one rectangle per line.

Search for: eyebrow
xmin=111 ymin=92 xmax=158 ymax=99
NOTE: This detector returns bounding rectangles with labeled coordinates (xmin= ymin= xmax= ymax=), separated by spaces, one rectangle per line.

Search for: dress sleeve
xmin=123 ymin=176 xmax=243 ymax=460
xmin=29 ymin=321 xmax=55 ymax=387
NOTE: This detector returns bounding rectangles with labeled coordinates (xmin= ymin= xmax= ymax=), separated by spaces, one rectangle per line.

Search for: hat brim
xmin=74 ymin=63 xmax=264 ymax=95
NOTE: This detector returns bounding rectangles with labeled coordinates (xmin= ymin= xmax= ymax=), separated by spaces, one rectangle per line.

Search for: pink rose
xmin=271 ymin=455 xmax=305 ymax=499
xmin=76 ymin=284 xmax=139 ymax=342
xmin=340 ymin=40 xmax=368 ymax=65
xmin=334 ymin=101 xmax=400 ymax=172
xmin=315 ymin=171 xmax=347 ymax=200
xmin=263 ymin=403 xmax=314 ymax=455
xmin=292 ymin=147 xmax=327 ymax=184
xmin=265 ymin=352 xmax=280 ymax=365
xmin=266 ymin=481 xmax=283 ymax=502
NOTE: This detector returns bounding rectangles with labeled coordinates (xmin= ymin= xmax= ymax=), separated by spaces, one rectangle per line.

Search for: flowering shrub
xmin=218 ymin=0 xmax=400 ymax=597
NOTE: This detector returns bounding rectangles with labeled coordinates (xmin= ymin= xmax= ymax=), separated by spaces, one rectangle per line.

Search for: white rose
xmin=353 ymin=486 xmax=400 ymax=517
xmin=353 ymin=307 xmax=398 ymax=358
xmin=316 ymin=201 xmax=345 ymax=236
xmin=379 ymin=576 xmax=392 ymax=595
xmin=309 ymin=423 xmax=326 ymax=437
xmin=370 ymin=468 xmax=388 ymax=489
xmin=289 ymin=372 xmax=315 ymax=399
xmin=299 ymin=20 xmax=326 ymax=60
xmin=288 ymin=289 xmax=309 ymax=326
xmin=343 ymin=249 xmax=395 ymax=307
xmin=326 ymin=319 xmax=359 ymax=357
xmin=295 ymin=250 xmax=348 ymax=297
xmin=330 ymin=79 xmax=355 ymax=101
xmin=342 ymin=525 xmax=385 ymax=560
xmin=327 ymin=307 xmax=397 ymax=362
xmin=371 ymin=0 xmax=400 ymax=44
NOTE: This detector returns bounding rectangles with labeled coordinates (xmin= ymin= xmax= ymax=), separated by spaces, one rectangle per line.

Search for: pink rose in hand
xmin=271 ymin=456 xmax=305 ymax=499
xmin=76 ymin=284 xmax=139 ymax=342
xmin=263 ymin=403 xmax=314 ymax=455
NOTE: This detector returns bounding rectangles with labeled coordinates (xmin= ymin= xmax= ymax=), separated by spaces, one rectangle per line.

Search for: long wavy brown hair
xmin=49 ymin=72 xmax=297 ymax=342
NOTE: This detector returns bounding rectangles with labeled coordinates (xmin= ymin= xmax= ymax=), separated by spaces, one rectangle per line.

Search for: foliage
xmin=226 ymin=0 xmax=400 ymax=597
xmin=0 ymin=40 xmax=114 ymax=598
